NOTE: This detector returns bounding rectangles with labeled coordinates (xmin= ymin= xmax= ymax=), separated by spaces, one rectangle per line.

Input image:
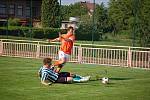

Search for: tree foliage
xmin=108 ymin=0 xmax=150 ymax=46
xmin=61 ymin=2 xmax=88 ymax=21
xmin=139 ymin=0 xmax=150 ymax=46
xmin=95 ymin=3 xmax=109 ymax=33
xmin=41 ymin=0 xmax=60 ymax=28
xmin=108 ymin=0 xmax=133 ymax=35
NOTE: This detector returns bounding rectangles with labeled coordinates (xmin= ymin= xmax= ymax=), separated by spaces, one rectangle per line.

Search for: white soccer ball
xmin=102 ymin=77 xmax=109 ymax=84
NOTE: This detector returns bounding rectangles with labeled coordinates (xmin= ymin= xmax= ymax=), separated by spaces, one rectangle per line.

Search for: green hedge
xmin=0 ymin=26 xmax=60 ymax=39
xmin=75 ymin=24 xmax=100 ymax=41
xmin=0 ymin=26 xmax=101 ymax=40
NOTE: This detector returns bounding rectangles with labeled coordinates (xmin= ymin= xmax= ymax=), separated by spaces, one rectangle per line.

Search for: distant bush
xmin=32 ymin=29 xmax=44 ymax=39
xmin=76 ymin=24 xmax=100 ymax=41
xmin=44 ymin=28 xmax=60 ymax=39
xmin=0 ymin=26 xmax=60 ymax=39
xmin=8 ymin=18 xmax=20 ymax=26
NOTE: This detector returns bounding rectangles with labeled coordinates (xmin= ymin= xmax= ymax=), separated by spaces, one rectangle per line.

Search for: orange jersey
xmin=59 ymin=33 xmax=75 ymax=55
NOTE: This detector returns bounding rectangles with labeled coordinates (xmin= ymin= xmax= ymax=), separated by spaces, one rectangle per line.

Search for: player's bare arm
xmin=48 ymin=38 xmax=60 ymax=42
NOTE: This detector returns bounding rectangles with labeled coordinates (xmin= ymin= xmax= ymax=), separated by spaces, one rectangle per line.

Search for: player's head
xmin=43 ymin=58 xmax=52 ymax=67
xmin=67 ymin=26 xmax=74 ymax=34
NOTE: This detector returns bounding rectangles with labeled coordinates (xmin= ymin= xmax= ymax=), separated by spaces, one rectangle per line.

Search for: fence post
xmin=128 ymin=46 xmax=132 ymax=67
xmin=0 ymin=40 xmax=3 ymax=56
xmin=78 ymin=44 xmax=82 ymax=63
xmin=36 ymin=42 xmax=40 ymax=58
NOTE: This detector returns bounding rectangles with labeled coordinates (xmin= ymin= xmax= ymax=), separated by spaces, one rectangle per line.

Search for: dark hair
xmin=43 ymin=58 xmax=52 ymax=65
xmin=67 ymin=26 xmax=74 ymax=31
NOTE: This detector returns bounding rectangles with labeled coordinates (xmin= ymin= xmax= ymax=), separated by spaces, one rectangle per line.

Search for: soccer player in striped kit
xmin=38 ymin=58 xmax=90 ymax=86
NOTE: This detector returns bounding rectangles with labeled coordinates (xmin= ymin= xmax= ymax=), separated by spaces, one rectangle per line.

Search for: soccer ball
xmin=101 ymin=77 xmax=109 ymax=84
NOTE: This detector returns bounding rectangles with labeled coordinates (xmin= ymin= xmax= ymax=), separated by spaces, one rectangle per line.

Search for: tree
xmin=108 ymin=0 xmax=150 ymax=47
xmin=108 ymin=0 xmax=132 ymax=35
xmin=138 ymin=0 xmax=150 ymax=47
xmin=95 ymin=3 xmax=109 ymax=34
xmin=41 ymin=0 xmax=60 ymax=28
xmin=61 ymin=2 xmax=88 ymax=21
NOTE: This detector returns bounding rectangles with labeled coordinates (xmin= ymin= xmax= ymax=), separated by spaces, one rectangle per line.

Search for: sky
xmin=61 ymin=0 xmax=109 ymax=6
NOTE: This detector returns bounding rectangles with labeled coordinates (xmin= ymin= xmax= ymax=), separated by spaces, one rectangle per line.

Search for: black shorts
xmin=58 ymin=72 xmax=71 ymax=77
xmin=56 ymin=77 xmax=67 ymax=83
xmin=55 ymin=72 xmax=71 ymax=83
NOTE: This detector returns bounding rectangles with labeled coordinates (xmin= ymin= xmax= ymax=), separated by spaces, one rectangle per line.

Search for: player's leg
xmin=58 ymin=72 xmax=91 ymax=83
xmin=56 ymin=75 xmax=90 ymax=83
xmin=54 ymin=51 xmax=69 ymax=73
xmin=54 ymin=58 xmax=66 ymax=73
xmin=56 ymin=76 xmax=73 ymax=83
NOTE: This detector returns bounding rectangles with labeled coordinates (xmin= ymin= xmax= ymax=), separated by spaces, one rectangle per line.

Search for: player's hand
xmin=48 ymin=82 xmax=52 ymax=85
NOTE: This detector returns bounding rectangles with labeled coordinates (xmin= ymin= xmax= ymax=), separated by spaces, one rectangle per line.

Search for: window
xmin=33 ymin=7 xmax=40 ymax=19
xmin=33 ymin=7 xmax=37 ymax=17
xmin=0 ymin=4 xmax=6 ymax=14
xmin=17 ymin=5 xmax=23 ymax=16
xmin=26 ymin=6 xmax=30 ymax=18
xmin=9 ymin=5 xmax=15 ymax=15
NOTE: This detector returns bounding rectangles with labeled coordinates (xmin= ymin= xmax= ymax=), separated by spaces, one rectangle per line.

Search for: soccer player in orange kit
xmin=48 ymin=26 xmax=75 ymax=73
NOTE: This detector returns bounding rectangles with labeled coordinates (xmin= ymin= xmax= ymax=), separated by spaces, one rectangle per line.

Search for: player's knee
xmin=60 ymin=57 xmax=67 ymax=63
xmin=60 ymin=59 xmax=66 ymax=64
xmin=67 ymin=77 xmax=73 ymax=83
xmin=58 ymin=62 xmax=65 ymax=68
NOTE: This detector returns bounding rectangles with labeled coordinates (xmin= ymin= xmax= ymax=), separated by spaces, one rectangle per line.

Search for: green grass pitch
xmin=0 ymin=56 xmax=150 ymax=100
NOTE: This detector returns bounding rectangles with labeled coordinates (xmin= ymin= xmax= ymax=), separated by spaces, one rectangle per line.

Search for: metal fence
xmin=0 ymin=39 xmax=150 ymax=69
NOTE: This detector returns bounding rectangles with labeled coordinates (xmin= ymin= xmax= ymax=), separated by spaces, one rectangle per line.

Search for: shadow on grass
xmin=109 ymin=77 xmax=133 ymax=80
xmin=72 ymin=81 xmax=116 ymax=87
xmin=90 ymin=77 xmax=133 ymax=81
